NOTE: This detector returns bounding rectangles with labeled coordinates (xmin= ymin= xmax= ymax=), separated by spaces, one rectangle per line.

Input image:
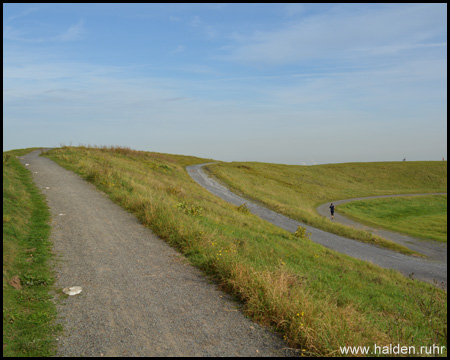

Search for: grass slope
xmin=338 ymin=195 xmax=447 ymax=242
xmin=3 ymin=149 xmax=61 ymax=356
xmin=41 ymin=146 xmax=446 ymax=357
xmin=206 ymin=161 xmax=447 ymax=253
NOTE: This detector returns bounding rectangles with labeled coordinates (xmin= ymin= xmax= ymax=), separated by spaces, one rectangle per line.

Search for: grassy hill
xmin=3 ymin=146 xmax=447 ymax=356
xmin=205 ymin=161 xmax=447 ymax=251
xmin=40 ymin=146 xmax=446 ymax=356
xmin=338 ymin=195 xmax=447 ymax=242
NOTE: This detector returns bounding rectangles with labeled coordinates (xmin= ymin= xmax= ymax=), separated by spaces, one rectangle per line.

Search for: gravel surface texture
xmin=20 ymin=150 xmax=290 ymax=357
xmin=187 ymin=164 xmax=447 ymax=289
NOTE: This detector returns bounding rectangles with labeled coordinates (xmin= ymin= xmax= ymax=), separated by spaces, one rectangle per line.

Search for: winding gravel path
xmin=20 ymin=150 xmax=289 ymax=357
xmin=186 ymin=164 xmax=447 ymax=289
xmin=316 ymin=194 xmax=447 ymax=262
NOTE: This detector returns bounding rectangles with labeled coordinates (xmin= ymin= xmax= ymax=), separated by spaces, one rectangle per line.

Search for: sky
xmin=3 ymin=3 xmax=447 ymax=165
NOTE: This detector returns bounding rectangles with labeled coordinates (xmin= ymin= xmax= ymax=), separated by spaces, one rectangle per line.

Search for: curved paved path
xmin=186 ymin=164 xmax=447 ymax=289
xmin=317 ymin=194 xmax=447 ymax=262
xmin=19 ymin=150 xmax=288 ymax=357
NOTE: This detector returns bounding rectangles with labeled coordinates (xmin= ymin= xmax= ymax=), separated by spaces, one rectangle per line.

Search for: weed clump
xmin=175 ymin=201 xmax=203 ymax=217
xmin=235 ymin=203 xmax=251 ymax=215
xmin=290 ymin=226 xmax=311 ymax=240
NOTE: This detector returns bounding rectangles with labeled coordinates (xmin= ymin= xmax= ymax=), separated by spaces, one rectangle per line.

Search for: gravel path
xmin=187 ymin=164 xmax=447 ymax=289
xmin=20 ymin=150 xmax=289 ymax=357
xmin=316 ymin=194 xmax=447 ymax=263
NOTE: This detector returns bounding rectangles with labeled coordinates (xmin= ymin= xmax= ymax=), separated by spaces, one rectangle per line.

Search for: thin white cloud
xmin=3 ymin=19 xmax=85 ymax=43
xmin=172 ymin=45 xmax=186 ymax=54
xmin=283 ymin=4 xmax=305 ymax=18
xmin=224 ymin=4 xmax=446 ymax=66
xmin=170 ymin=64 xmax=218 ymax=75
xmin=358 ymin=42 xmax=447 ymax=56
xmin=5 ymin=5 xmax=39 ymax=22
xmin=189 ymin=15 xmax=217 ymax=39
xmin=58 ymin=19 xmax=86 ymax=42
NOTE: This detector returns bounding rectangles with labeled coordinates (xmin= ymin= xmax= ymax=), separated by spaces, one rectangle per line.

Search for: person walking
xmin=329 ymin=203 xmax=335 ymax=220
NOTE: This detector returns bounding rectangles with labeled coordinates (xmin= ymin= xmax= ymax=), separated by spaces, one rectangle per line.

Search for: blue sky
xmin=3 ymin=3 xmax=447 ymax=164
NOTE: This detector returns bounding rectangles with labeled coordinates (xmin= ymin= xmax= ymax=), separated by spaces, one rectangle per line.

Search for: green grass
xmin=3 ymin=149 xmax=61 ymax=356
xmin=338 ymin=195 xmax=447 ymax=243
xmin=205 ymin=161 xmax=447 ymax=254
xmin=41 ymin=146 xmax=447 ymax=357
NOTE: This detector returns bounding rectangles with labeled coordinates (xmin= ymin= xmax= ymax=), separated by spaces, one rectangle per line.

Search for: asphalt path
xmin=316 ymin=194 xmax=447 ymax=262
xmin=19 ymin=150 xmax=289 ymax=357
xmin=186 ymin=164 xmax=447 ymax=289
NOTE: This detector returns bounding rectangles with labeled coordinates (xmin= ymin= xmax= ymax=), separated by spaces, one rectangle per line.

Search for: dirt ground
xmin=20 ymin=150 xmax=290 ymax=357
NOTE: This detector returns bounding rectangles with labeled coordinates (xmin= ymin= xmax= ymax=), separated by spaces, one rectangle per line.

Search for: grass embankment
xmin=3 ymin=149 xmax=60 ymax=356
xmin=338 ymin=195 xmax=447 ymax=243
xmin=206 ymin=161 xmax=447 ymax=254
xmin=43 ymin=146 xmax=447 ymax=357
